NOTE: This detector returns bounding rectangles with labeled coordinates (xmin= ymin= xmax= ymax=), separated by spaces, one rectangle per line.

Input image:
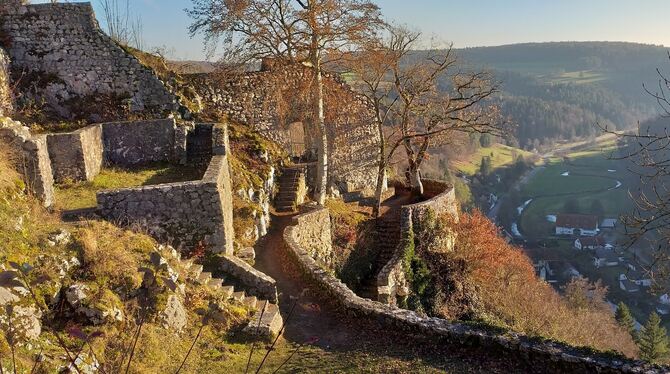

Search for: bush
xmin=421 ymin=210 xmax=639 ymax=357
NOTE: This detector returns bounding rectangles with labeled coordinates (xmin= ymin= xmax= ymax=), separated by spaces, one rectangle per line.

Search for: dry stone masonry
xmin=189 ymin=62 xmax=379 ymax=194
xmin=0 ymin=118 xmax=55 ymax=207
xmin=0 ymin=48 xmax=11 ymax=116
xmin=97 ymin=124 xmax=235 ymax=254
xmin=47 ymin=125 xmax=103 ymax=183
xmin=284 ymin=206 xmax=665 ymax=374
xmin=0 ymin=2 xmax=178 ymax=113
xmin=377 ymin=180 xmax=459 ymax=304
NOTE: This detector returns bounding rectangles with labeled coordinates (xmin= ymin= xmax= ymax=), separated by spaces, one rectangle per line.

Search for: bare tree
xmin=603 ymin=55 xmax=670 ymax=289
xmin=188 ymin=0 xmax=383 ymax=205
xmin=391 ymin=39 xmax=503 ymax=195
xmin=99 ymin=0 xmax=144 ymax=49
xmin=349 ymin=25 xmax=503 ymax=211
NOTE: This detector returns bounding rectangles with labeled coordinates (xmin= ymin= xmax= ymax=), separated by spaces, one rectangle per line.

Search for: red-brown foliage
xmin=424 ymin=210 xmax=638 ymax=357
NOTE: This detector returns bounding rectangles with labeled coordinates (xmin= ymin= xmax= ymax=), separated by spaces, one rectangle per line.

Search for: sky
xmin=32 ymin=0 xmax=670 ymax=60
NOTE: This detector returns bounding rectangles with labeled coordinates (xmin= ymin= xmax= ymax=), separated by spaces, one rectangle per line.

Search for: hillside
xmin=450 ymin=42 xmax=665 ymax=148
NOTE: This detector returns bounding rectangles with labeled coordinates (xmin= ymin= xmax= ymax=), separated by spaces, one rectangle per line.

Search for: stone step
xmin=197 ymin=271 xmax=212 ymax=285
xmin=243 ymin=301 xmax=283 ymax=340
xmin=189 ymin=264 xmax=203 ymax=279
xmin=221 ymin=285 xmax=235 ymax=298
xmin=276 ymin=206 xmax=296 ymax=213
xmin=231 ymin=291 xmax=246 ymax=303
xmin=244 ymin=296 xmax=258 ymax=309
xmin=208 ymin=278 xmax=223 ymax=290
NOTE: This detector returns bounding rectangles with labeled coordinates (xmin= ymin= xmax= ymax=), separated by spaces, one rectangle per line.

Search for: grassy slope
xmin=452 ymin=143 xmax=534 ymax=175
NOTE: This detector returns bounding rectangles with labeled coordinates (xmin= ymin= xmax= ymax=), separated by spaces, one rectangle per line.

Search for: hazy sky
xmin=32 ymin=0 xmax=670 ymax=60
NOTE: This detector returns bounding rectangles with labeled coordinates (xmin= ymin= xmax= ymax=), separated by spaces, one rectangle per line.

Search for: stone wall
xmin=47 ymin=125 xmax=103 ymax=183
xmin=284 ymin=207 xmax=663 ymax=374
xmin=189 ymin=63 xmax=379 ymax=193
xmin=218 ymin=254 xmax=278 ymax=303
xmin=0 ymin=48 xmax=11 ymax=116
xmin=97 ymin=153 xmax=234 ymax=254
xmin=0 ymin=2 xmax=177 ymax=112
xmin=102 ymin=119 xmax=178 ymax=166
xmin=377 ymin=180 xmax=458 ymax=304
xmin=0 ymin=118 xmax=54 ymax=207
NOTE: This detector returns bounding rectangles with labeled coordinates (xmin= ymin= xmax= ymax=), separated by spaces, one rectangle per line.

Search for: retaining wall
xmin=377 ymin=180 xmax=459 ymax=304
xmin=0 ymin=118 xmax=54 ymax=207
xmin=284 ymin=207 xmax=663 ymax=373
xmin=0 ymin=2 xmax=177 ymax=112
xmin=97 ymin=124 xmax=234 ymax=253
xmin=218 ymin=254 xmax=278 ymax=303
xmin=47 ymin=125 xmax=103 ymax=183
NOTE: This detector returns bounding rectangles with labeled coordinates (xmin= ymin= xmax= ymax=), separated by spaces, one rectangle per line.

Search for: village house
xmin=593 ymin=248 xmax=619 ymax=268
xmin=574 ymin=236 xmax=606 ymax=250
xmin=555 ymin=214 xmax=599 ymax=236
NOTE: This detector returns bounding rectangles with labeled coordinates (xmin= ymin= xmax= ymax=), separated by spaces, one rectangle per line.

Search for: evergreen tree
xmin=480 ymin=156 xmax=492 ymax=177
xmin=615 ymin=302 xmax=636 ymax=336
xmin=638 ymin=312 xmax=670 ymax=363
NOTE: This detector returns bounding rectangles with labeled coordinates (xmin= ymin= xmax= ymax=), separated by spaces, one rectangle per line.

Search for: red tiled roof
xmin=556 ymin=214 xmax=598 ymax=230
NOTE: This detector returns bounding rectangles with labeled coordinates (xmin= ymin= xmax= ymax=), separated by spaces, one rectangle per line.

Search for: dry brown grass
xmin=76 ymin=221 xmax=153 ymax=292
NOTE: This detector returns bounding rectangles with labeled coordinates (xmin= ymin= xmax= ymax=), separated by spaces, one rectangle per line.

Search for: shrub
xmin=422 ymin=210 xmax=639 ymax=357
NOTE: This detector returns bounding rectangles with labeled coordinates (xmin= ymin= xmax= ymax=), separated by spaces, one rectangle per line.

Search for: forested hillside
xmin=451 ymin=42 xmax=666 ymax=148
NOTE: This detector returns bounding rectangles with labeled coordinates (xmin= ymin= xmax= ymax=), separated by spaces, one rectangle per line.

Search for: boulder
xmin=158 ymin=294 xmax=187 ymax=332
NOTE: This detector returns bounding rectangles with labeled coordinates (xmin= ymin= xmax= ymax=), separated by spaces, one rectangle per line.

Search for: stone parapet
xmin=377 ymin=180 xmax=458 ymax=304
xmin=284 ymin=207 xmax=665 ymax=374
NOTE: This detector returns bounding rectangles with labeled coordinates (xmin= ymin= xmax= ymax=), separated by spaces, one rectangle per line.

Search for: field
xmin=519 ymin=140 xmax=634 ymax=239
xmin=54 ymin=163 xmax=202 ymax=210
xmin=452 ymin=143 xmax=534 ymax=175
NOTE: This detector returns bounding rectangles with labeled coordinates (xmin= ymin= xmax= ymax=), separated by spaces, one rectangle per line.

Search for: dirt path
xmin=251 ymin=210 xmax=530 ymax=373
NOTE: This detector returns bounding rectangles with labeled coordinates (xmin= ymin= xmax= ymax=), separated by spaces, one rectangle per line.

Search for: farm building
xmin=555 ymin=214 xmax=599 ymax=236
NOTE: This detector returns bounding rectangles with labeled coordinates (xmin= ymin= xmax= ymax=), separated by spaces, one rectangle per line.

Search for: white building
xmin=555 ymin=214 xmax=599 ymax=236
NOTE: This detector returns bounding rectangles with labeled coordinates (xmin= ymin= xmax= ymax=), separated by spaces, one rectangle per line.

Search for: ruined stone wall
xmin=0 ymin=118 xmax=54 ymax=207
xmin=0 ymin=3 xmax=177 ymax=112
xmin=377 ymin=180 xmax=458 ymax=304
xmin=0 ymin=48 xmax=11 ymax=116
xmin=218 ymin=254 xmax=277 ymax=303
xmin=190 ymin=63 xmax=378 ymax=193
xmin=102 ymin=119 xmax=177 ymax=166
xmin=97 ymin=123 xmax=234 ymax=254
xmin=284 ymin=207 xmax=662 ymax=374
xmin=47 ymin=125 xmax=103 ymax=183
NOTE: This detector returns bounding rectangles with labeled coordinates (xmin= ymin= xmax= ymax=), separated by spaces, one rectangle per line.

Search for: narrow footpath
xmin=251 ymin=209 xmax=530 ymax=372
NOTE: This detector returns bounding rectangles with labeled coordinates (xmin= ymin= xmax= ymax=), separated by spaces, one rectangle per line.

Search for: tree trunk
xmin=373 ymin=118 xmax=386 ymax=217
xmin=312 ymin=53 xmax=328 ymax=205
xmin=408 ymin=159 xmax=423 ymax=196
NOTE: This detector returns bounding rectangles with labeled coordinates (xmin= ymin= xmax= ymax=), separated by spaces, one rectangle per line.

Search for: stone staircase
xmin=178 ymin=257 xmax=283 ymax=339
xmin=357 ymin=212 xmax=403 ymax=300
xmin=274 ymin=165 xmax=306 ymax=213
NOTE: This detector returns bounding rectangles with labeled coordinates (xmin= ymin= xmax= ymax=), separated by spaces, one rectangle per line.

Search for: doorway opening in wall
xmin=287 ymin=121 xmax=315 ymax=163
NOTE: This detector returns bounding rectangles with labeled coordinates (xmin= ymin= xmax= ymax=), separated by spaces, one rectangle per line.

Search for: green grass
xmin=519 ymin=147 xmax=634 ymax=239
xmin=548 ymin=70 xmax=606 ymax=85
xmin=452 ymin=143 xmax=534 ymax=175
xmin=55 ymin=163 xmax=202 ymax=210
